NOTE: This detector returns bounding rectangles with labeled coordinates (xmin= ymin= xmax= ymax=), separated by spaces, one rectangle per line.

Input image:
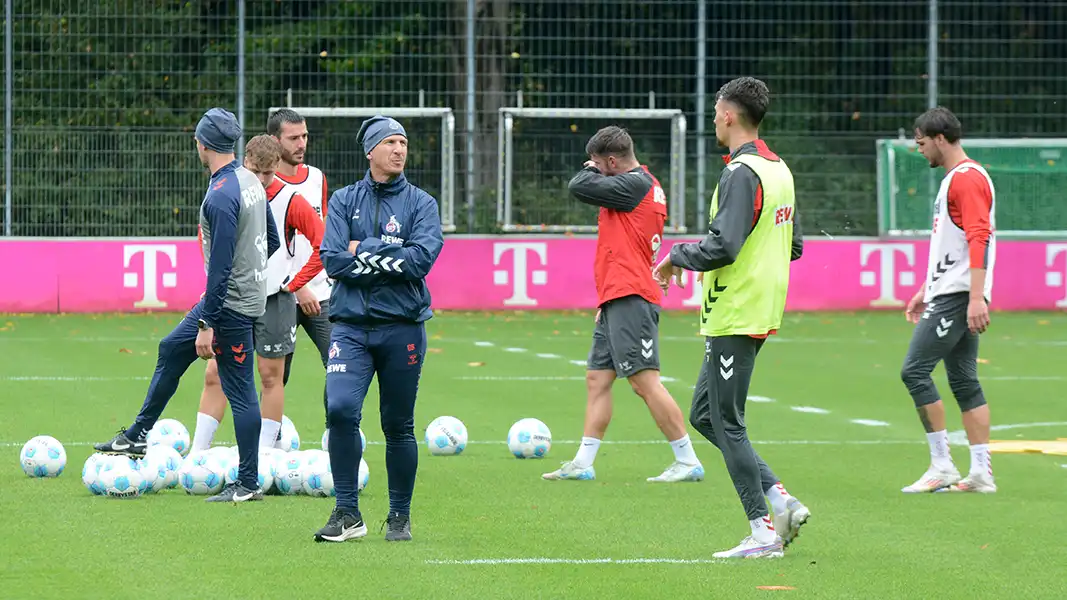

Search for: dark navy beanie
xmin=356 ymin=115 xmax=407 ymax=155
xmin=195 ymin=107 xmax=242 ymax=154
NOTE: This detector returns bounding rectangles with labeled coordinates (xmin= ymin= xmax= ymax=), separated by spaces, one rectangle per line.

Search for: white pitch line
xmin=474 ymin=341 xmax=494 ymax=347
xmin=1 ymin=376 xmax=150 ymax=382
xmin=947 ymin=421 xmax=1067 ymax=445
xmin=569 ymin=360 xmax=587 ymax=366
xmin=426 ymin=557 xmax=731 ymax=565
xmin=748 ymin=395 xmax=776 ymax=403
xmin=851 ymin=419 xmax=891 ymax=427
xmin=984 ymin=376 xmax=1066 ymax=381
xmin=0 ymin=439 xmax=925 ymax=448
xmin=790 ymin=406 xmax=831 ymax=414
xmin=503 ymin=347 xmax=527 ymax=353
xmin=536 ymin=353 xmax=561 ymax=359
xmin=454 ymin=376 xmax=585 ymax=381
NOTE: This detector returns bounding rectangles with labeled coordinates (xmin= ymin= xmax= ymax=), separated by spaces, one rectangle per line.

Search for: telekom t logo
xmin=123 ymin=244 xmax=178 ymax=308
xmin=859 ymin=243 xmax=916 ymax=307
xmin=1046 ymin=243 xmax=1067 ymax=308
xmin=493 ymin=242 xmax=547 ymax=306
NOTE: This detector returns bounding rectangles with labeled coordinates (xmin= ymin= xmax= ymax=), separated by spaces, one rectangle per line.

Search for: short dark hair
xmin=585 ymin=126 xmax=634 ymax=158
xmin=267 ymin=108 xmax=305 ymax=137
xmin=716 ymin=77 xmax=770 ymax=128
xmin=913 ymin=107 xmax=962 ymax=143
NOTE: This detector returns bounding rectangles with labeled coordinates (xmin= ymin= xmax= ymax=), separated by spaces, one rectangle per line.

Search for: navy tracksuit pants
xmin=127 ymin=299 xmax=261 ymax=490
xmin=326 ymin=321 xmax=426 ymax=516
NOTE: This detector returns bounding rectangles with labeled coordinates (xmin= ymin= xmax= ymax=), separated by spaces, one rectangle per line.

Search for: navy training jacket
xmin=320 ymin=170 xmax=444 ymax=326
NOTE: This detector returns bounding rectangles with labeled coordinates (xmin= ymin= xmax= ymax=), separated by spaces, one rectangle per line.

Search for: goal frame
xmin=877 ymin=137 xmax=1067 ymax=238
xmin=497 ymin=107 xmax=687 ymax=233
xmin=267 ymin=106 xmax=456 ymax=232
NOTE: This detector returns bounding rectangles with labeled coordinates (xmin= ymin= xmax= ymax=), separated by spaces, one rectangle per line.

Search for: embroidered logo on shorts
xmin=328 ymin=341 xmax=341 ymax=359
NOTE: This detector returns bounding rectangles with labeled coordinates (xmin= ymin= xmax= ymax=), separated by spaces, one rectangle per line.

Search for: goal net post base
xmin=497 ymin=107 xmax=687 ymax=233
xmin=267 ymin=106 xmax=456 ymax=232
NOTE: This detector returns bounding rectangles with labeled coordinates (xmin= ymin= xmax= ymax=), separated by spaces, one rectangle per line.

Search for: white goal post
xmin=267 ymin=106 xmax=456 ymax=232
xmin=497 ymin=107 xmax=687 ymax=233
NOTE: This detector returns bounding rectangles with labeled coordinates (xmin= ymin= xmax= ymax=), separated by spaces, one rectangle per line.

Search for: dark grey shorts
xmin=901 ymin=291 xmax=982 ymax=407
xmin=587 ymin=294 xmax=660 ymax=378
xmin=253 ymin=292 xmax=297 ymax=359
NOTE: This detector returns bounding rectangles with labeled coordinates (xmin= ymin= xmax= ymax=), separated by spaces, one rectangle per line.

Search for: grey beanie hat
xmin=356 ymin=115 xmax=407 ymax=155
xmin=195 ymin=107 xmax=242 ymax=154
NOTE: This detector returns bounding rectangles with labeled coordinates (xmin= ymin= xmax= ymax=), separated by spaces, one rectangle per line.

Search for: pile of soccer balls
xmin=18 ymin=414 xmax=553 ymax=499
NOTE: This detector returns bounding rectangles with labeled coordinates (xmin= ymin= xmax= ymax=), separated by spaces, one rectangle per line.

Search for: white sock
xmin=191 ymin=412 xmax=219 ymax=452
xmin=668 ymin=434 xmax=699 ymax=465
xmin=749 ymin=515 xmax=777 ymax=544
xmin=969 ymin=443 xmax=992 ymax=477
xmin=572 ymin=437 xmax=601 ymax=469
xmin=765 ymin=481 xmax=793 ymax=515
xmin=260 ymin=419 xmax=282 ymax=449
xmin=926 ymin=430 xmax=954 ymax=470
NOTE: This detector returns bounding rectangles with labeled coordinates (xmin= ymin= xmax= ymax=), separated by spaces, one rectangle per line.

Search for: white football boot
xmin=901 ymin=465 xmax=961 ymax=493
xmin=773 ymin=498 xmax=811 ymax=547
xmin=647 ymin=461 xmax=705 ymax=483
xmin=712 ymin=535 xmax=784 ymax=559
xmin=944 ymin=473 xmax=997 ymax=493
xmin=541 ymin=461 xmax=595 ymax=481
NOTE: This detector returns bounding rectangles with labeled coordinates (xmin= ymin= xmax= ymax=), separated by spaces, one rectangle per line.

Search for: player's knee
xmin=949 ymin=376 xmax=986 ymax=411
xmin=627 ymin=370 xmax=659 ymax=399
xmin=257 ymin=359 xmax=284 ymax=390
xmin=203 ymin=360 xmax=221 ymax=388
xmin=585 ymin=370 xmax=613 ymax=395
xmin=381 ymin=413 xmax=415 ymax=440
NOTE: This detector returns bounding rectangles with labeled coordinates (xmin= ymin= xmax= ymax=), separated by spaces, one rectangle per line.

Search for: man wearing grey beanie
xmin=314 ymin=115 xmax=444 ymax=543
xmin=96 ymin=107 xmax=280 ymax=504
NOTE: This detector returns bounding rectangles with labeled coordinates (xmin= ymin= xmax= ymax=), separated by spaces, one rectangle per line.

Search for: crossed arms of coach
xmin=319 ymin=175 xmax=444 ymax=291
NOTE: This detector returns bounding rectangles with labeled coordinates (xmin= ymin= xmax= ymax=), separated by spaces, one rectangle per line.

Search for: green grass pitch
xmin=1 ymin=310 xmax=1065 ymax=599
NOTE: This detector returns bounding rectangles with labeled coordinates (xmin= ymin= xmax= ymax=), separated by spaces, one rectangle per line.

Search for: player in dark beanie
xmin=95 ymin=107 xmax=280 ymax=503
xmin=314 ymin=115 xmax=444 ymax=543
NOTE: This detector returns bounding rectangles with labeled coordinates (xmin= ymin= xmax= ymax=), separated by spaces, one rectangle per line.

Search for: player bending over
xmin=190 ymin=134 xmax=324 ymax=452
xmin=900 ymin=106 xmax=997 ymax=494
xmin=655 ymin=77 xmax=809 ymax=558
xmin=314 ymin=116 xmax=444 ymax=543
xmin=94 ymin=108 xmax=279 ymax=503
xmin=542 ymin=126 xmax=704 ymax=484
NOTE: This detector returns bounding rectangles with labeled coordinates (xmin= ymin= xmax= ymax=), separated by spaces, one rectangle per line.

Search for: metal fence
xmin=2 ymin=0 xmax=1065 ymax=237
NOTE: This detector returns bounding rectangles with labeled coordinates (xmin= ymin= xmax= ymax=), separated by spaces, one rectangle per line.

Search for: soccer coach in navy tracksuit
xmin=314 ymin=115 xmax=444 ymax=543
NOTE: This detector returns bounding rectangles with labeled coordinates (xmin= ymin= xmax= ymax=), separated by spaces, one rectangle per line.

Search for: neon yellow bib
xmin=700 ymin=153 xmax=796 ymax=336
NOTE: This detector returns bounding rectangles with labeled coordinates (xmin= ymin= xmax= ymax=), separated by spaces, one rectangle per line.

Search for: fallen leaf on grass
xmin=756 ymin=586 xmax=796 ymax=591
xmin=467 ymin=361 xmax=485 ymax=367
xmin=980 ymin=544 xmax=989 ymax=549
xmin=5 ymin=321 xmax=13 ymax=327
xmin=430 ymin=334 xmax=443 ymax=340
xmin=118 ymin=348 xmax=133 ymax=354
xmin=1037 ymin=320 xmax=1050 ymax=325
xmin=427 ymin=348 xmax=443 ymax=354
xmin=976 ymin=358 xmax=990 ymax=364
xmin=552 ymin=330 xmax=560 ymax=335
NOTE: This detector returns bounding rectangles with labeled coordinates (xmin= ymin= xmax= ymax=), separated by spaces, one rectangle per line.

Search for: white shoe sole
xmin=778 ymin=506 xmax=810 ymax=547
xmin=712 ymin=548 xmax=784 ymax=559
xmin=316 ymin=524 xmax=368 ymax=543
xmin=901 ymin=473 xmax=961 ymax=494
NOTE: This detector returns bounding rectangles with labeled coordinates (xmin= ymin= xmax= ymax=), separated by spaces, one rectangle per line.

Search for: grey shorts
xmin=254 ymin=292 xmax=297 ymax=359
xmin=587 ymin=294 xmax=660 ymax=378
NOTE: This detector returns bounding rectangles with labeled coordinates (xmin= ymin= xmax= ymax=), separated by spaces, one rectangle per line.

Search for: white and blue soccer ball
xmin=82 ymin=453 xmax=111 ymax=495
xmin=321 ymin=428 xmax=366 ymax=453
xmin=358 ymin=457 xmax=369 ymax=493
xmin=301 ymin=455 xmax=334 ymax=497
xmin=424 ymin=416 xmax=467 ymax=456
xmin=140 ymin=446 xmax=183 ymax=492
xmin=275 ymin=415 xmax=300 ymax=452
xmin=274 ymin=451 xmax=306 ymax=495
xmin=146 ymin=419 xmax=190 ymax=457
xmin=98 ymin=456 xmax=148 ymax=498
xmin=224 ymin=450 xmax=276 ymax=493
xmin=19 ymin=435 xmax=67 ymax=478
xmin=507 ymin=418 xmax=552 ymax=459
xmin=178 ymin=450 xmax=225 ymax=495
